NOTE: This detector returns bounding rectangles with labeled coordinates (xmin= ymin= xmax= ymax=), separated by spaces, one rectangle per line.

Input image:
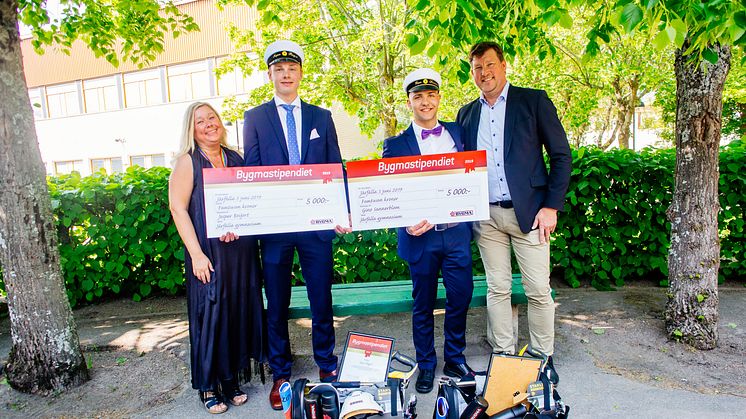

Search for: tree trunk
xmin=596 ymin=99 xmax=613 ymax=147
xmin=375 ymin=0 xmax=395 ymax=138
xmin=611 ymin=76 xmax=638 ymax=150
xmin=665 ymin=43 xmax=731 ymax=350
xmin=0 ymin=0 xmax=89 ymax=394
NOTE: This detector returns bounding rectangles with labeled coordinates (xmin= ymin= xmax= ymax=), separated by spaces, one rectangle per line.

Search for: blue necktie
xmin=281 ymin=104 xmax=301 ymax=165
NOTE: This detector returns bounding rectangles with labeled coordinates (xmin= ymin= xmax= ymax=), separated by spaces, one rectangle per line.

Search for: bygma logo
xmin=310 ymin=218 xmax=334 ymax=225
xmin=450 ymin=210 xmax=474 ymax=217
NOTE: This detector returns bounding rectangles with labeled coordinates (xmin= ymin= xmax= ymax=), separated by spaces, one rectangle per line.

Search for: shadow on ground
xmin=0 ymin=287 xmax=743 ymax=418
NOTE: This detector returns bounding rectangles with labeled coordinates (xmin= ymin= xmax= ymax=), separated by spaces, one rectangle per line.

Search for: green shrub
xmin=47 ymin=166 xmax=184 ymax=306
xmin=0 ymin=141 xmax=743 ymax=306
xmin=558 ymin=146 xmax=675 ymax=289
xmin=718 ymin=140 xmax=746 ymax=281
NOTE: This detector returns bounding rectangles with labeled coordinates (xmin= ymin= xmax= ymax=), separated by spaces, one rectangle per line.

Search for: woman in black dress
xmin=169 ymin=102 xmax=266 ymax=414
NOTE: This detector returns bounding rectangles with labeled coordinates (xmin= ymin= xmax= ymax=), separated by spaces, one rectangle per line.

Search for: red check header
xmin=346 ymin=151 xmax=486 ymax=178
xmin=203 ymin=163 xmax=344 ymax=185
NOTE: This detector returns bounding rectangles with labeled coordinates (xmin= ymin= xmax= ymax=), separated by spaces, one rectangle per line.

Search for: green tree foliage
xmin=406 ymin=0 xmax=744 ymax=137
xmin=508 ymin=7 xmax=674 ymax=149
xmin=19 ymin=0 xmax=198 ymax=67
xmin=216 ymin=0 xmax=475 ymax=138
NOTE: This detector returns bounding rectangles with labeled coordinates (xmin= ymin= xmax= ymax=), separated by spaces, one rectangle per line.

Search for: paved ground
xmin=0 ymin=286 xmax=744 ymax=418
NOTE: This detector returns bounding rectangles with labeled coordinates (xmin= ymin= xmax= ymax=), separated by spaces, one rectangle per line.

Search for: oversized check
xmin=346 ymin=151 xmax=489 ymax=231
xmin=202 ymin=164 xmax=348 ymax=238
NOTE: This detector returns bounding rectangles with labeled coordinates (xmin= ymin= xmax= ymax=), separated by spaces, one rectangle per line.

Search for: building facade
xmin=22 ymin=0 xmax=380 ymax=176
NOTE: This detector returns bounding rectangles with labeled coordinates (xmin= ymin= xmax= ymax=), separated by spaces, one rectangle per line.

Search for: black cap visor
xmin=406 ymin=79 xmax=440 ymax=93
xmin=267 ymin=50 xmax=302 ymax=67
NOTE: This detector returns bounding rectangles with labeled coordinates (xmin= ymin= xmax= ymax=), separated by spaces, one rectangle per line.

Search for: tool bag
xmin=522 ymin=368 xmax=569 ymax=419
xmin=290 ymin=351 xmax=418 ymax=419
xmin=432 ymin=376 xmax=488 ymax=419
xmin=432 ymin=360 xmax=570 ymax=419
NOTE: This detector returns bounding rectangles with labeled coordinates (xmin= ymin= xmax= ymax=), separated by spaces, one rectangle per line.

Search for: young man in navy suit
xmin=382 ymin=68 xmax=475 ymax=393
xmin=456 ymin=42 xmax=571 ymax=383
xmin=242 ymin=40 xmax=351 ymax=409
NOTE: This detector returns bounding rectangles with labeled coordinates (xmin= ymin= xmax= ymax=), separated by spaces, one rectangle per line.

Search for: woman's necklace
xmin=198 ymin=147 xmax=226 ymax=168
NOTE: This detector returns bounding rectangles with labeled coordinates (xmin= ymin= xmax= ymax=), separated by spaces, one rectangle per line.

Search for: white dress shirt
xmin=274 ymin=96 xmax=303 ymax=157
xmin=477 ymin=81 xmax=512 ymax=202
xmin=411 ymin=121 xmax=457 ymax=156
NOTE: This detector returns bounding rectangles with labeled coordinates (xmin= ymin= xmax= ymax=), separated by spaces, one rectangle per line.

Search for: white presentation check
xmin=202 ymin=163 xmax=348 ymax=238
xmin=346 ymin=151 xmax=489 ymax=231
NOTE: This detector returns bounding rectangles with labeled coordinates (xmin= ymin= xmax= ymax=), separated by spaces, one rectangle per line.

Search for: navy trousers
xmin=261 ymin=232 xmax=338 ymax=380
xmin=408 ymin=223 xmax=473 ymax=370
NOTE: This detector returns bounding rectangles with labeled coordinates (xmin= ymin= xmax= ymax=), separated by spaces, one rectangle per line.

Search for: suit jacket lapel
xmin=442 ymin=121 xmax=464 ymax=152
xmin=403 ymin=125 xmax=421 ymax=155
xmin=264 ymin=100 xmax=289 ymax=161
xmin=503 ymin=85 xmax=518 ymax=159
xmin=468 ymin=100 xmax=480 ymax=151
xmin=300 ymin=100 xmax=313 ymax=163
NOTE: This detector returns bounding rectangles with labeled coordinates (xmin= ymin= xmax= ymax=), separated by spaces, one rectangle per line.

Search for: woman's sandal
xmin=200 ymin=390 xmax=228 ymax=414
xmin=224 ymin=387 xmax=248 ymax=406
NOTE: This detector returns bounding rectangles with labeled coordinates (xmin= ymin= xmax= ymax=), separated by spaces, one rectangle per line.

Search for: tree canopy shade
xmin=0 ymin=0 xmax=197 ymax=394
xmin=407 ymin=0 xmax=744 ymax=72
xmin=407 ymin=0 xmax=744 ymax=350
xmin=507 ymin=8 xmax=674 ymax=149
xmin=217 ymin=0 xmax=477 ymax=138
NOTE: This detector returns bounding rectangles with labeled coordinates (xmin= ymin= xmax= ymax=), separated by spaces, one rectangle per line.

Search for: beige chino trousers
xmin=474 ymin=206 xmax=555 ymax=355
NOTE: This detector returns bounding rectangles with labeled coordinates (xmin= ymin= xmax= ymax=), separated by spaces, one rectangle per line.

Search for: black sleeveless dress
xmin=184 ymin=146 xmax=266 ymax=391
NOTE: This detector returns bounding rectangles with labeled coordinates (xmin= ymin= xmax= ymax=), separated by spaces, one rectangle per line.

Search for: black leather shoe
xmin=415 ymin=368 xmax=434 ymax=393
xmin=443 ymin=362 xmax=475 ymax=379
xmin=546 ymin=356 xmax=559 ymax=385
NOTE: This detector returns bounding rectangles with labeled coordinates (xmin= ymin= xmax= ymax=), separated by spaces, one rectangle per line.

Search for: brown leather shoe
xmin=319 ymin=369 xmax=338 ymax=383
xmin=269 ymin=378 xmax=288 ymax=410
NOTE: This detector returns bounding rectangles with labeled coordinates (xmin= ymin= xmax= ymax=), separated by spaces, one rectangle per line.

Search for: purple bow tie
xmin=421 ymin=125 xmax=443 ymax=139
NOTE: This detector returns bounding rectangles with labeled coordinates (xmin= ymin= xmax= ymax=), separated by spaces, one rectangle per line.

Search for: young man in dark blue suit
xmin=382 ymin=68 xmax=475 ymax=393
xmin=242 ymin=40 xmax=351 ymax=409
xmin=456 ymin=42 xmax=571 ymax=383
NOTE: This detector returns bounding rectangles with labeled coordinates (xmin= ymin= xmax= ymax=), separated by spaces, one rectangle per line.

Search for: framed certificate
xmin=202 ymin=163 xmax=348 ymax=238
xmin=346 ymin=151 xmax=489 ymax=231
xmin=482 ymin=353 xmax=542 ymax=415
xmin=338 ymin=332 xmax=395 ymax=383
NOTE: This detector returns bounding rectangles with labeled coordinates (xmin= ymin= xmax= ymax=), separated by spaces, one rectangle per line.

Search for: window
xmin=91 ymin=157 xmax=123 ymax=174
xmin=84 ymin=76 xmax=120 ymax=113
xmin=151 ymin=154 xmax=166 ymax=167
xmin=167 ymin=61 xmax=210 ymax=102
xmin=130 ymin=154 xmax=166 ymax=169
xmin=216 ymin=58 xmax=267 ymax=96
xmin=130 ymin=156 xmax=145 ymax=167
xmin=124 ymin=69 xmax=163 ymax=108
xmin=46 ymin=83 xmax=81 ymax=117
xmin=28 ymin=88 xmax=45 ymax=119
xmin=54 ymin=160 xmax=84 ymax=175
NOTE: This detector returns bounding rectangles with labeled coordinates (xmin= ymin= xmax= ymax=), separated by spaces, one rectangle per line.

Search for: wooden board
xmin=482 ymin=353 xmax=542 ymax=415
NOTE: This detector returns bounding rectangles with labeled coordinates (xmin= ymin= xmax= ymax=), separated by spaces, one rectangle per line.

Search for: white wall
xmin=35 ymin=97 xmax=381 ymax=176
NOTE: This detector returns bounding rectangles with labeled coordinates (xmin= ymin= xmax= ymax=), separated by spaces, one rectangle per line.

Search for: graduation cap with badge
xmin=403 ymin=68 xmax=441 ymax=94
xmin=264 ymin=39 xmax=305 ymax=67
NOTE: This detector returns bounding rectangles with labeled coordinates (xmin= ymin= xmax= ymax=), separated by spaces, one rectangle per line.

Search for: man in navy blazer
xmin=383 ymin=68 xmax=475 ymax=393
xmin=242 ymin=40 xmax=350 ymax=409
xmin=457 ymin=42 xmax=571 ymax=382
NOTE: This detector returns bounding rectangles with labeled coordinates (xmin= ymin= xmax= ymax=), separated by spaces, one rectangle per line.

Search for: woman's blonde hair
xmin=174 ymin=102 xmax=232 ymax=163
